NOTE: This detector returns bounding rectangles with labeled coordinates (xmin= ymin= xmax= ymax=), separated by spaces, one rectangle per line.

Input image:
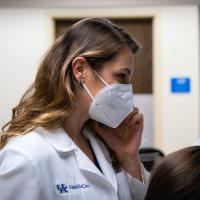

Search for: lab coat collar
xmin=83 ymin=127 xmax=118 ymax=191
xmin=36 ymin=127 xmax=75 ymax=152
xmin=36 ymin=126 xmax=117 ymax=191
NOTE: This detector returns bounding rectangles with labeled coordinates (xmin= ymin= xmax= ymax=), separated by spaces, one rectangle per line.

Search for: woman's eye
xmin=117 ymin=73 xmax=126 ymax=78
xmin=116 ymin=73 xmax=128 ymax=80
xmin=115 ymin=73 xmax=129 ymax=83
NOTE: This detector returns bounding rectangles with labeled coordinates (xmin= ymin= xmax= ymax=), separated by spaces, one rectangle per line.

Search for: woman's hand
xmin=91 ymin=107 xmax=144 ymax=181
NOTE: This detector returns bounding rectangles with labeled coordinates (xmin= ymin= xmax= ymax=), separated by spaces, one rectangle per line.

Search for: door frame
xmin=46 ymin=7 xmax=162 ymax=148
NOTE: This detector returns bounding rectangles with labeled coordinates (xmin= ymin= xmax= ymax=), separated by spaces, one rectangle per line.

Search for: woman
xmin=145 ymin=146 xmax=200 ymax=200
xmin=0 ymin=17 xmax=149 ymax=200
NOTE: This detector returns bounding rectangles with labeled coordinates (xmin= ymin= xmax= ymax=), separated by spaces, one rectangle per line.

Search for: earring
xmin=80 ymin=77 xmax=85 ymax=83
xmin=78 ymin=78 xmax=84 ymax=87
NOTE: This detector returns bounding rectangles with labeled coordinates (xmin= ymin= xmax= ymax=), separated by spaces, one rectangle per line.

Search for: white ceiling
xmin=0 ymin=0 xmax=200 ymax=8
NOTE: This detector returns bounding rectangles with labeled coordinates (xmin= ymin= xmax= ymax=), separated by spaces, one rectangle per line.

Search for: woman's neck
xmin=63 ymin=102 xmax=89 ymax=143
xmin=63 ymin=104 xmax=95 ymax=164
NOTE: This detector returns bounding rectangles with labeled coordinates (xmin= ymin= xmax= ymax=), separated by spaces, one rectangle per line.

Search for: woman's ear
xmin=71 ymin=57 xmax=88 ymax=83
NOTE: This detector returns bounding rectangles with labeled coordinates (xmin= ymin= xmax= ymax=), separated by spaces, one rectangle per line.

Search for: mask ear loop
xmin=92 ymin=69 xmax=113 ymax=94
xmin=82 ymin=69 xmax=111 ymax=103
xmin=82 ymin=82 xmax=99 ymax=106
xmin=82 ymin=82 xmax=94 ymax=100
xmin=92 ymin=70 xmax=109 ymax=86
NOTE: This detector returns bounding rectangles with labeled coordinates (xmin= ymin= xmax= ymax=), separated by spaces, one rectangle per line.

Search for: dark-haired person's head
xmin=145 ymin=146 xmax=200 ymax=200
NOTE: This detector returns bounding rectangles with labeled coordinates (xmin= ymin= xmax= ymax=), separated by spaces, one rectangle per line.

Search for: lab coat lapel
xmin=38 ymin=126 xmax=118 ymax=192
xmin=74 ymin=143 xmax=105 ymax=178
xmin=83 ymin=128 xmax=117 ymax=191
xmin=39 ymin=126 xmax=106 ymax=177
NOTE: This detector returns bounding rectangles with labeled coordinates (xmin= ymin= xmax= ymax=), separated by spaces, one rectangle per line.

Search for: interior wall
xmin=0 ymin=9 xmax=51 ymax=126
xmin=0 ymin=5 xmax=199 ymax=154
xmin=155 ymin=6 xmax=200 ymax=153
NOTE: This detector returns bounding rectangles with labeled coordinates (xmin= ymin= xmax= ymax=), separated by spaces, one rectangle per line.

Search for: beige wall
xmin=154 ymin=6 xmax=200 ymax=153
xmin=0 ymin=5 xmax=199 ymax=153
xmin=0 ymin=9 xmax=51 ymax=126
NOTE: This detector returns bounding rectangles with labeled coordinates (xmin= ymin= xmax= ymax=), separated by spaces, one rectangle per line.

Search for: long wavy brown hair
xmin=1 ymin=18 xmax=140 ymax=166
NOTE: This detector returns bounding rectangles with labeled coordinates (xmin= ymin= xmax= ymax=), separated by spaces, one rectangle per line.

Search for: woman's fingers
xmin=92 ymin=121 xmax=111 ymax=138
xmin=124 ymin=107 xmax=139 ymax=125
xmin=132 ymin=113 xmax=143 ymax=125
xmin=92 ymin=121 xmax=122 ymax=149
xmin=133 ymin=107 xmax=139 ymax=114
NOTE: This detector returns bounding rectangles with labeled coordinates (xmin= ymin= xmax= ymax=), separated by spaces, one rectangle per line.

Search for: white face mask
xmin=82 ymin=70 xmax=134 ymax=128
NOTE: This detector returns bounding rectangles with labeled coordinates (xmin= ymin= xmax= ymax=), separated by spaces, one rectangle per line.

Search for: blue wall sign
xmin=171 ymin=77 xmax=190 ymax=93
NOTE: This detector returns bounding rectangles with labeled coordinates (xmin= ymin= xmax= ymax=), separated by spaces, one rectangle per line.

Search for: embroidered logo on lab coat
xmin=56 ymin=183 xmax=91 ymax=194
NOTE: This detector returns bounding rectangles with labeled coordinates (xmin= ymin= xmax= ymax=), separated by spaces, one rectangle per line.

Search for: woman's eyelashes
xmin=115 ymin=73 xmax=129 ymax=83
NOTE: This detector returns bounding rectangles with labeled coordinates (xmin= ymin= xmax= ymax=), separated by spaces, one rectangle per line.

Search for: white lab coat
xmin=0 ymin=127 xmax=149 ymax=200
